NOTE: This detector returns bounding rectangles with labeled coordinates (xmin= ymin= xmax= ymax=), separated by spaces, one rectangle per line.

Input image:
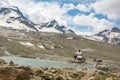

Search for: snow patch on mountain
xmin=37 ymin=27 xmax=62 ymax=33
xmin=37 ymin=44 xmax=45 ymax=49
xmin=83 ymin=35 xmax=104 ymax=41
xmin=84 ymin=27 xmax=120 ymax=45
xmin=19 ymin=41 xmax=34 ymax=47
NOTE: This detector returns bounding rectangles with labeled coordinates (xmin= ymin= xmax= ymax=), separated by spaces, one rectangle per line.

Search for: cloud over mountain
xmin=1 ymin=0 xmax=120 ymax=35
xmin=73 ymin=14 xmax=112 ymax=33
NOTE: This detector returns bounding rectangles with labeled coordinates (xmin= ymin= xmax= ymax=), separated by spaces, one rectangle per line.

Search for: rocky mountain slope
xmin=96 ymin=27 xmax=120 ymax=45
xmin=84 ymin=27 xmax=120 ymax=45
xmin=0 ymin=5 xmax=75 ymax=34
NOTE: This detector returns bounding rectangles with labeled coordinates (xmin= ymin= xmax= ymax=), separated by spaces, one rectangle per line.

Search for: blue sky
xmin=34 ymin=0 xmax=95 ymax=4
xmin=7 ymin=0 xmax=120 ymax=35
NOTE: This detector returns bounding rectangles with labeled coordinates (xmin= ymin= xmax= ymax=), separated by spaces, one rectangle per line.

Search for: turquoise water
xmin=0 ymin=56 xmax=95 ymax=70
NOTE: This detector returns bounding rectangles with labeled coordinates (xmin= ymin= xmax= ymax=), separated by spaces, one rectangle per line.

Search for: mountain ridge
xmin=0 ymin=6 xmax=75 ymax=34
xmin=39 ymin=19 xmax=75 ymax=34
xmin=84 ymin=27 xmax=120 ymax=45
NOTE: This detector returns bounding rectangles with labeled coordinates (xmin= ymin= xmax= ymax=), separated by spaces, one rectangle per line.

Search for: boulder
xmin=56 ymin=76 xmax=66 ymax=80
xmin=9 ymin=60 xmax=15 ymax=66
xmin=0 ymin=59 xmax=7 ymax=65
xmin=0 ymin=67 xmax=31 ymax=80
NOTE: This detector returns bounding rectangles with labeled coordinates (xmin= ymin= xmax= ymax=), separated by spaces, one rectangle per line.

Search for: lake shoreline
xmin=0 ymin=58 xmax=120 ymax=80
xmin=0 ymin=56 xmax=96 ymax=70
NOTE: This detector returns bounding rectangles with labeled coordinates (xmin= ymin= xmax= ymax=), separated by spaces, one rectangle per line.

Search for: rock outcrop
xmin=0 ymin=59 xmax=7 ymax=65
xmin=0 ymin=67 xmax=31 ymax=80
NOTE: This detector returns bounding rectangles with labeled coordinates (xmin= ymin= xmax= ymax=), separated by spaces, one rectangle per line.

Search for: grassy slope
xmin=27 ymin=32 xmax=120 ymax=62
xmin=0 ymin=36 xmax=40 ymax=57
xmin=0 ymin=31 xmax=120 ymax=62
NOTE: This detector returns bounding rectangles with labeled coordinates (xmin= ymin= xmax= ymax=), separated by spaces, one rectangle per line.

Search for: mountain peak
xmin=50 ymin=19 xmax=57 ymax=24
xmin=111 ymin=27 xmax=120 ymax=33
xmin=0 ymin=6 xmax=37 ymax=31
xmin=46 ymin=19 xmax=59 ymax=28
xmin=96 ymin=29 xmax=110 ymax=36
xmin=39 ymin=19 xmax=75 ymax=34
xmin=93 ymin=27 xmax=120 ymax=45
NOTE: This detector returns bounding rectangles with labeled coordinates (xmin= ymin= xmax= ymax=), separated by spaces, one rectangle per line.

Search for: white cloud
xmin=62 ymin=3 xmax=75 ymax=10
xmin=76 ymin=4 xmax=92 ymax=12
xmin=0 ymin=0 xmax=10 ymax=7
xmin=92 ymin=0 xmax=120 ymax=20
xmin=8 ymin=0 xmax=74 ymax=26
xmin=73 ymin=14 xmax=112 ymax=33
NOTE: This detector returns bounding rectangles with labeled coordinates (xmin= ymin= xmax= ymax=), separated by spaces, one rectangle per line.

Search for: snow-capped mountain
xmin=84 ymin=27 xmax=120 ymax=45
xmin=0 ymin=6 xmax=75 ymax=34
xmin=111 ymin=27 xmax=120 ymax=33
xmin=37 ymin=19 xmax=75 ymax=34
xmin=96 ymin=27 xmax=120 ymax=45
xmin=0 ymin=6 xmax=37 ymax=31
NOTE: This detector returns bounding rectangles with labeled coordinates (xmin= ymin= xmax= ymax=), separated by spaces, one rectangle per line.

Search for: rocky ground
xmin=0 ymin=59 xmax=120 ymax=80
